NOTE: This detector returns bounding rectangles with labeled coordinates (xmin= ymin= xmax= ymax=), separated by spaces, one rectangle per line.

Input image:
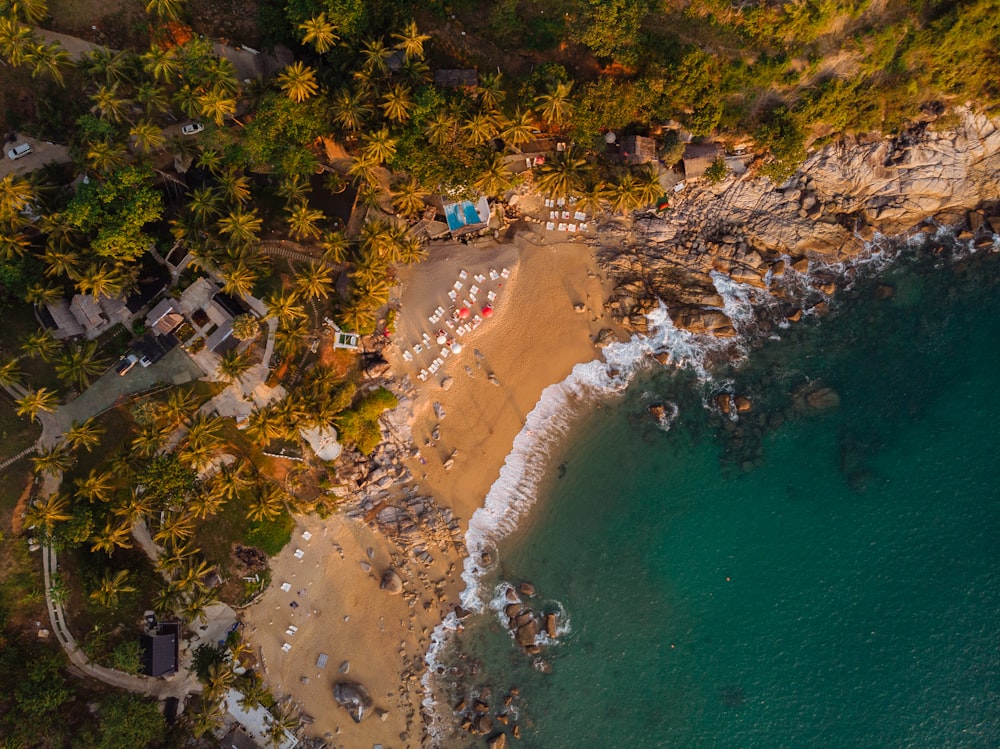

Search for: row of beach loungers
xmin=546 ymin=221 xmax=589 ymax=232
xmin=400 ymin=267 xmax=511 ymax=381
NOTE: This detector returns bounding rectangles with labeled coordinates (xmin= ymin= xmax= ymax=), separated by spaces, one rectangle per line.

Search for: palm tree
xmin=183 ymin=413 xmax=224 ymax=453
xmin=0 ymin=173 xmax=34 ymax=215
xmin=0 ymin=359 xmax=22 ymax=388
xmin=299 ymin=13 xmax=339 ymax=53
xmin=474 ymin=152 xmax=514 ymax=197
xmin=42 ymin=248 xmax=80 ymax=279
xmin=173 ymin=85 xmax=202 ymax=120
xmin=28 ymin=41 xmax=71 ymax=86
xmin=154 ymin=511 xmax=196 ymax=547
xmin=286 ymin=201 xmax=325 ymax=241
xmin=575 ymin=178 xmax=607 ymax=216
xmin=39 ymin=212 xmax=78 ymax=251
xmin=90 ymin=519 xmax=134 ymax=555
xmin=217 ymin=348 xmax=254 ymax=385
xmin=187 ymin=186 xmax=222 ymax=226
xmin=21 ymin=328 xmax=61 ymax=362
xmin=158 ymin=387 xmax=200 ymax=429
xmin=246 ymin=483 xmax=285 ymax=522
xmin=231 ymin=313 xmax=260 ymax=341
xmin=212 ymin=463 xmax=250 ymax=502
xmin=362 ymin=127 xmax=396 ymax=165
xmin=7 ymin=0 xmax=48 ymax=25
xmin=534 ymin=146 xmax=589 ymax=198
xmin=85 ymin=141 xmax=128 ymax=174
xmin=278 ymin=61 xmax=319 ymax=104
xmin=16 ymin=387 xmax=59 ymax=421
xmin=188 ymin=697 xmax=225 ymax=738
xmin=607 ymin=171 xmax=645 ymax=215
xmin=390 ymin=176 xmax=429 ymax=218
xmin=635 ymin=166 xmax=663 ymax=206
xmin=198 ymin=90 xmax=236 ymax=126
xmin=24 ymin=283 xmax=62 ymax=306
xmin=478 ymin=72 xmax=505 ymax=111
xmin=218 ymin=169 xmax=252 ymax=205
xmin=425 ymin=110 xmax=456 ymax=147
xmin=320 ymin=230 xmax=349 ymax=264
xmin=359 ymin=38 xmax=391 ymax=75
xmin=277 ymin=174 xmax=310 ymax=207
xmin=333 ymin=88 xmax=372 ymax=133
xmin=273 ymin=318 xmax=309 ymax=359
xmin=146 ymin=0 xmax=185 ymax=21
xmin=89 ymin=569 xmax=136 ymax=608
xmin=397 ymin=236 xmax=427 ymax=264
xmin=535 ymin=80 xmax=575 ymax=128
xmin=173 ymin=558 xmax=213 ymax=595
xmin=462 ymin=112 xmax=499 ymax=148
xmin=82 ymin=48 xmax=136 ymax=85
xmin=295 ymin=262 xmax=335 ymax=301
xmin=76 ymin=468 xmax=116 ymax=503
xmin=245 ymin=407 xmax=283 ymax=446
xmin=129 ymin=120 xmax=164 ymax=154
xmin=90 ymin=84 xmax=130 ymax=124
xmin=381 ymin=83 xmax=413 ymax=124
xmin=336 ymin=299 xmax=376 ymax=334
xmin=75 ymin=261 xmax=125 ymax=298
xmin=204 ymin=660 xmax=235 ymax=701
xmin=23 ymin=492 xmax=71 ymax=535
xmin=135 ymin=82 xmax=171 ymax=117
xmin=0 ymin=17 xmax=36 ymax=66
xmin=348 ymin=158 xmax=379 ymax=190
xmin=218 ymin=208 xmax=263 ymax=248
xmin=502 ymin=108 xmax=536 ymax=149
xmin=65 ymin=418 xmax=105 ymax=453
xmin=32 ymin=446 xmax=74 ymax=477
xmin=400 ymin=56 xmax=431 ymax=86
xmin=392 ymin=20 xmax=430 ymax=62
xmin=55 ymin=341 xmax=108 ymax=389
xmin=141 ymin=44 xmax=180 ymax=84
xmin=263 ymin=289 xmax=307 ymax=328
xmin=265 ymin=707 xmax=298 ymax=749
xmin=131 ymin=424 xmax=165 ymax=458
xmin=156 ymin=541 xmax=198 ymax=574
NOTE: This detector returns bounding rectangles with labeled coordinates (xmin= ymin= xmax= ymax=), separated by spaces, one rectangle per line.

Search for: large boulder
xmin=379 ymin=569 xmax=403 ymax=594
xmin=487 ymin=733 xmax=508 ymax=748
xmin=515 ymin=619 xmax=540 ymax=648
xmin=333 ymin=681 xmax=373 ymax=723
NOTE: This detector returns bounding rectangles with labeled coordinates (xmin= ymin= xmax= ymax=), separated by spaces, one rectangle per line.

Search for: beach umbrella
xmin=458 ymin=307 xmax=470 ymax=319
xmin=481 ymin=305 xmax=493 ymax=318
xmin=450 ymin=342 xmax=463 ymax=354
xmin=436 ymin=334 xmax=447 ymax=345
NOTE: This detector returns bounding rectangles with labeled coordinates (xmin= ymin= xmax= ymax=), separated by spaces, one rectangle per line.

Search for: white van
xmin=6 ymin=142 xmax=31 ymax=160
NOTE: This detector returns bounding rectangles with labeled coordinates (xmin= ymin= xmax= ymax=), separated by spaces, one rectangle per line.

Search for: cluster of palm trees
xmin=0 ymin=0 xmax=72 ymax=85
xmin=534 ymin=148 xmax=665 ymax=214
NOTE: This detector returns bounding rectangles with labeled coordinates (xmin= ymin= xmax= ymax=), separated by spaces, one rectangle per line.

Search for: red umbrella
xmin=458 ymin=307 xmax=470 ymax=319
xmin=481 ymin=305 xmax=493 ymax=318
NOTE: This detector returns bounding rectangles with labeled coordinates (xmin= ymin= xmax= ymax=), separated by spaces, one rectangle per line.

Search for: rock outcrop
xmin=333 ymin=681 xmax=373 ymax=723
xmin=600 ymin=111 xmax=1000 ymax=341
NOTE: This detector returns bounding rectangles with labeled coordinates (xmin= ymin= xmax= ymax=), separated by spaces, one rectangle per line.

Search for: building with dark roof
xmin=140 ymin=621 xmax=179 ymax=677
xmin=435 ymin=69 xmax=478 ymax=88
xmin=682 ymin=143 xmax=723 ymax=179
xmin=621 ymin=135 xmax=658 ymax=165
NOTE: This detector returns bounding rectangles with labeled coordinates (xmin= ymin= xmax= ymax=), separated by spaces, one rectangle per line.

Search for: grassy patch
xmin=59 ymin=406 xmax=134 ymax=490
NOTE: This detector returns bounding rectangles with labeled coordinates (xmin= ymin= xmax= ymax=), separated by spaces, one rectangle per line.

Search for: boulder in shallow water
xmin=515 ymin=618 xmax=540 ymax=648
xmin=379 ymin=568 xmax=403 ymax=594
xmin=518 ymin=581 xmax=536 ymax=597
xmin=333 ymin=681 xmax=373 ymax=723
xmin=544 ymin=613 xmax=558 ymax=638
xmin=806 ymin=387 xmax=841 ymax=411
xmin=487 ymin=733 xmax=508 ymax=748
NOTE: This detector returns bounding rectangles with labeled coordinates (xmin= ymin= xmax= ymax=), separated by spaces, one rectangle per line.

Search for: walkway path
xmin=257 ymin=240 xmax=340 ymax=269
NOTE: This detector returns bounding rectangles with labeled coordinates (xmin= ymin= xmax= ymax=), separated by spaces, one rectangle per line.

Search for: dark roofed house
xmin=140 ymin=621 xmax=179 ymax=677
xmin=205 ymin=320 xmax=236 ymax=353
xmin=222 ymin=727 xmax=264 ymax=749
xmin=435 ymin=69 xmax=478 ymax=88
xmin=620 ymin=135 xmax=658 ymax=165
xmin=682 ymin=143 xmax=723 ymax=179
xmin=146 ymin=298 xmax=184 ymax=335
xmin=213 ymin=291 xmax=250 ymax=318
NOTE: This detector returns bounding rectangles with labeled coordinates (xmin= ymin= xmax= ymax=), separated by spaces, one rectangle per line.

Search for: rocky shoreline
xmin=599 ymin=111 xmax=1000 ymax=343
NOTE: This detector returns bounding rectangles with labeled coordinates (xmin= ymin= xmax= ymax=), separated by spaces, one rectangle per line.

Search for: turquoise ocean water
xmin=437 ymin=243 xmax=1000 ymax=747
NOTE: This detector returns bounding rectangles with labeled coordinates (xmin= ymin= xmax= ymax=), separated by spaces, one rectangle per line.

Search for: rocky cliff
xmin=600 ymin=111 xmax=1000 ymax=338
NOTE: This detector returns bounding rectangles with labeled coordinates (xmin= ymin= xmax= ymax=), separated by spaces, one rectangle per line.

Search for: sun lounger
xmin=453 ymin=281 xmax=463 ymax=290
xmin=568 ymin=223 xmax=577 ymax=232
xmin=428 ymin=314 xmax=438 ymax=323
xmin=418 ymin=369 xmax=428 ymax=380
xmin=281 ymin=642 xmax=292 ymax=652
xmin=580 ymin=222 xmax=589 ymax=231
xmin=557 ymin=223 xmax=567 ymax=231
xmin=455 ymin=326 xmax=466 ymax=337
xmin=422 ymin=332 xmax=431 ymax=341
xmin=459 ymin=270 xmax=468 ymax=280
xmin=545 ymin=221 xmax=555 ymax=231
xmin=487 ymin=291 xmax=497 ymax=301
xmin=575 ymin=211 xmax=586 ymax=221
xmin=402 ymin=350 xmax=413 ymax=362
xmin=549 ymin=211 xmax=557 ymax=220
xmin=293 ymin=549 xmax=304 ymax=559
xmin=413 ymin=343 xmax=422 ymax=353
xmin=285 ymin=628 xmax=296 ymax=636
xmin=280 ymin=582 xmax=291 ymax=592
xmin=490 ymin=269 xmax=499 ymax=280
xmin=470 ymin=285 xmax=479 ymax=295
xmin=557 ymin=198 xmax=565 ymax=207
xmin=445 ymin=320 xmax=455 ymax=329
xmin=474 ymin=274 xmax=486 ymax=284
xmin=448 ymin=290 xmax=457 ymax=300
xmin=440 ymin=347 xmax=450 ymax=358
xmin=501 ymin=268 xmax=511 ymax=278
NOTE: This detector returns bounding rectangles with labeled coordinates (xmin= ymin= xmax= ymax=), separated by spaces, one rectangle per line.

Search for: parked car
xmin=6 ymin=142 xmax=31 ymax=160
xmin=115 ymin=353 xmax=138 ymax=376
xmin=181 ymin=122 xmax=204 ymax=136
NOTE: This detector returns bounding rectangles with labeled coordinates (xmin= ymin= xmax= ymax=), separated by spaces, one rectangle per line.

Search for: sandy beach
xmin=243 ymin=221 xmax=623 ymax=748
